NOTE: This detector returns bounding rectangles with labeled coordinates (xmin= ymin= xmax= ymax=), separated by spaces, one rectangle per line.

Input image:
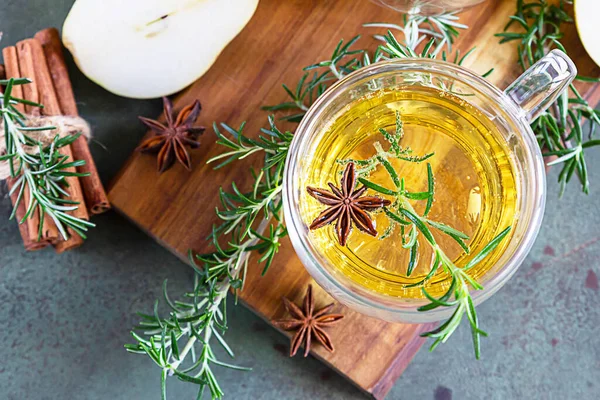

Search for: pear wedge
xmin=62 ymin=0 xmax=259 ymax=99
xmin=575 ymin=0 xmax=600 ymax=67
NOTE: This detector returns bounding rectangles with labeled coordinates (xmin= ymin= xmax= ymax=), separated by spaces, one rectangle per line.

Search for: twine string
xmin=0 ymin=115 xmax=91 ymax=180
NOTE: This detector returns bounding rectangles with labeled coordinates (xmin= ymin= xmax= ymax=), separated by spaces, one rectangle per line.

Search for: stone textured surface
xmin=1 ymin=1 xmax=599 ymax=399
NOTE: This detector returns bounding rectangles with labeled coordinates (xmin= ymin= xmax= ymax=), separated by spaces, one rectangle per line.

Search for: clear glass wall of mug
xmin=371 ymin=0 xmax=488 ymax=15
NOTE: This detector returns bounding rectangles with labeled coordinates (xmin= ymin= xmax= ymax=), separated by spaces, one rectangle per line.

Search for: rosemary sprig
xmin=351 ymin=111 xmax=511 ymax=359
xmin=338 ymin=112 xmax=435 ymax=178
xmin=127 ymin=116 xmax=290 ymax=399
xmin=1 ymin=77 xmax=94 ymax=240
xmin=496 ymin=0 xmax=600 ymax=194
xmin=262 ymin=35 xmax=370 ymax=122
xmin=129 ymin=11 xmax=506 ymax=399
xmin=365 ymin=11 xmax=467 ymax=52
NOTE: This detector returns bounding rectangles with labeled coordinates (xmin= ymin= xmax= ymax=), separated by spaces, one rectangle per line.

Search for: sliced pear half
xmin=575 ymin=0 xmax=600 ymax=67
xmin=62 ymin=0 xmax=259 ymax=99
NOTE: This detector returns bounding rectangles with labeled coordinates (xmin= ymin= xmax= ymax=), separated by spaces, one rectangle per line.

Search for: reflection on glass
xmin=370 ymin=0 xmax=488 ymax=15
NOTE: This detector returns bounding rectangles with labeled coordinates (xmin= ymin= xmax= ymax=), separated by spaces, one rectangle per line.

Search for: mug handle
xmin=504 ymin=49 xmax=577 ymax=123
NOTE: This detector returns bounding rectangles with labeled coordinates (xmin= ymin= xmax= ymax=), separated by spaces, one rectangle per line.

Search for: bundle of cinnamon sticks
xmin=1 ymin=28 xmax=110 ymax=252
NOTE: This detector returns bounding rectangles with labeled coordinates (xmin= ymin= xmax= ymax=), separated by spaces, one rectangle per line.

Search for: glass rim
xmin=282 ymin=58 xmax=546 ymax=322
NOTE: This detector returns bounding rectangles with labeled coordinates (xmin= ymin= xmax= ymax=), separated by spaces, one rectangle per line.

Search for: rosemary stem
xmin=167 ymin=214 xmax=276 ymax=373
xmin=401 ymin=195 xmax=466 ymax=277
xmin=329 ymin=64 xmax=344 ymax=80
xmin=200 ymin=317 xmax=214 ymax=373
xmin=170 ymin=326 xmax=201 ymax=372
xmin=398 ymin=194 xmax=418 ymax=216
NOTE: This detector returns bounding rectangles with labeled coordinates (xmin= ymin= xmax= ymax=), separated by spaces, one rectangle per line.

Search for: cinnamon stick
xmin=15 ymin=43 xmax=42 ymax=117
xmin=9 ymin=178 xmax=49 ymax=250
xmin=35 ymin=28 xmax=110 ymax=215
xmin=2 ymin=47 xmax=25 ymax=113
xmin=0 ymin=59 xmax=49 ymax=251
xmin=2 ymin=51 xmax=32 ymax=249
xmin=14 ymin=42 xmax=46 ymax=243
xmin=2 ymin=46 xmax=51 ymax=250
xmin=23 ymin=38 xmax=89 ymax=220
xmin=18 ymin=38 xmax=89 ymax=252
xmin=19 ymin=39 xmax=78 ymax=245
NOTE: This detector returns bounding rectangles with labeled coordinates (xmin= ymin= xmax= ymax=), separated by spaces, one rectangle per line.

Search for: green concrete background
xmin=1 ymin=1 xmax=599 ymax=399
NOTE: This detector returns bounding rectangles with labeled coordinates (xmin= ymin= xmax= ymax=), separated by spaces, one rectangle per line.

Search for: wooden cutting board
xmin=108 ymin=1 xmax=600 ymax=398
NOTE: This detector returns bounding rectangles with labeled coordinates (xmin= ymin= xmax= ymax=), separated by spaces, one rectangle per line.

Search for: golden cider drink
xmin=300 ymin=87 xmax=518 ymax=298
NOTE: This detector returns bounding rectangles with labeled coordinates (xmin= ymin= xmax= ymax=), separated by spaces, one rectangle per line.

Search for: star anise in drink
xmin=137 ymin=96 xmax=205 ymax=173
xmin=306 ymin=162 xmax=391 ymax=246
xmin=272 ymin=285 xmax=344 ymax=357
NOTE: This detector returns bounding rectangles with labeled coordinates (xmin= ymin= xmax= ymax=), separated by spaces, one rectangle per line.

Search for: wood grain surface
xmin=108 ymin=1 xmax=600 ymax=398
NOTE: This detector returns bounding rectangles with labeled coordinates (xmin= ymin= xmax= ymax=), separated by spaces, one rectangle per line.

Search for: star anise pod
xmin=306 ymin=162 xmax=391 ymax=246
xmin=272 ymin=285 xmax=344 ymax=357
xmin=137 ymin=96 xmax=206 ymax=173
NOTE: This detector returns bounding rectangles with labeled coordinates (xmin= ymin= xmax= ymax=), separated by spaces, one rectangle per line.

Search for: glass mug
xmin=283 ymin=50 xmax=576 ymax=323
